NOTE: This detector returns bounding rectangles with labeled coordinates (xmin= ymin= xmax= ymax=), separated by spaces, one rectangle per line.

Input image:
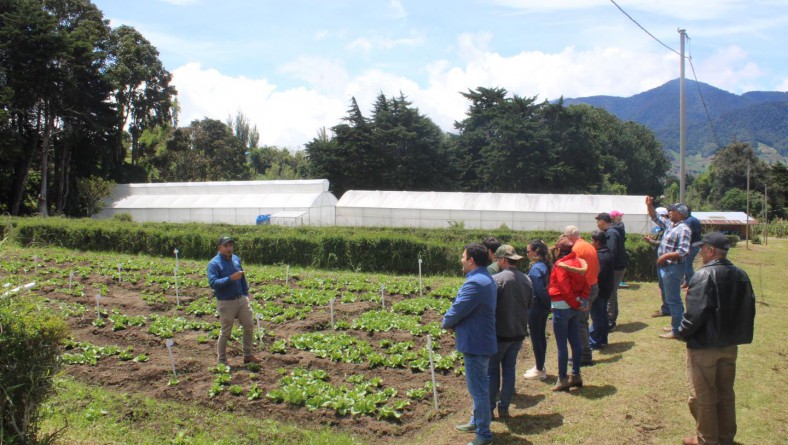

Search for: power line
xmin=608 ymin=0 xmax=682 ymax=56
xmin=687 ymin=37 xmax=723 ymax=151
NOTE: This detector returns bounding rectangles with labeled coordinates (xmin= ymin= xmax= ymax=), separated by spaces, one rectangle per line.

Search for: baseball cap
xmin=692 ymin=232 xmax=730 ymax=251
xmin=217 ymin=235 xmax=234 ymax=245
xmin=610 ymin=210 xmax=623 ymax=218
xmin=667 ymin=203 xmax=689 ymax=217
xmin=494 ymin=244 xmax=523 ymax=260
xmin=655 ymin=207 xmax=668 ymax=216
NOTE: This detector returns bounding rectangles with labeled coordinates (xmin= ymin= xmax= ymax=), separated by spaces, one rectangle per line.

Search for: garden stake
xmin=95 ymin=291 xmax=101 ymax=318
xmin=117 ymin=263 xmax=122 ymax=283
xmin=69 ymin=271 xmax=73 ymax=290
xmin=33 ymin=255 xmax=38 ymax=272
xmin=330 ymin=298 xmax=335 ymax=328
xmin=427 ymin=334 xmax=439 ymax=411
xmin=418 ymin=257 xmax=423 ymax=297
xmin=381 ymin=284 xmax=385 ymax=309
xmin=165 ymin=339 xmax=177 ymax=378
xmin=256 ymin=313 xmax=264 ymax=351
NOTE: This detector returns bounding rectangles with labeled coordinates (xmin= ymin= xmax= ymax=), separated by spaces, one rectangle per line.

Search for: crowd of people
xmin=441 ymin=197 xmax=756 ymax=445
xmin=205 ymin=196 xmax=755 ymax=445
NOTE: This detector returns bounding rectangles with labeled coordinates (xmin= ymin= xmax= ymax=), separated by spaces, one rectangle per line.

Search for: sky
xmin=91 ymin=0 xmax=788 ymax=149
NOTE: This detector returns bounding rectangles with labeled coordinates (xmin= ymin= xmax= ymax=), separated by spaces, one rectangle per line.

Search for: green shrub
xmin=112 ymin=213 xmax=133 ymax=222
xmin=1 ymin=297 xmax=69 ymax=445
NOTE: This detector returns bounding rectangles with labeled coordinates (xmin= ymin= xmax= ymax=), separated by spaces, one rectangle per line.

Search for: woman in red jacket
xmin=548 ymin=236 xmax=590 ymax=391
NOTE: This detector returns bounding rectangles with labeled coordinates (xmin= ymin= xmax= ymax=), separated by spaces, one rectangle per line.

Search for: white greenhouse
xmin=96 ymin=179 xmax=338 ymax=226
xmin=336 ymin=190 xmax=656 ymax=234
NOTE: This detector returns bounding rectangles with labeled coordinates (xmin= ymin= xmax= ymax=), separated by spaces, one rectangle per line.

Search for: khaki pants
xmin=216 ymin=297 xmax=254 ymax=363
xmin=687 ymin=345 xmax=738 ymax=445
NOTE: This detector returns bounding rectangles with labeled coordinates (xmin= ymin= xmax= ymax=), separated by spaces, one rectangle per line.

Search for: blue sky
xmin=92 ymin=0 xmax=788 ymax=148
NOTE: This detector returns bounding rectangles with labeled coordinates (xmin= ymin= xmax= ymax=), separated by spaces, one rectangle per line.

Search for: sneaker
xmin=682 ymin=436 xmax=699 ymax=445
xmin=524 ymin=366 xmax=547 ymax=380
xmin=662 ymin=326 xmax=673 ymax=332
xmin=619 ymin=281 xmax=629 ymax=288
xmin=608 ymin=322 xmax=617 ymax=332
xmin=243 ymin=355 xmax=261 ymax=364
xmin=551 ymin=377 xmax=571 ymax=392
xmin=467 ymin=438 xmax=493 ymax=445
xmin=455 ymin=421 xmax=476 ymax=433
xmin=569 ymin=374 xmax=583 ymax=388
xmin=651 ymin=310 xmax=669 ymax=318
xmin=659 ymin=332 xmax=680 ymax=340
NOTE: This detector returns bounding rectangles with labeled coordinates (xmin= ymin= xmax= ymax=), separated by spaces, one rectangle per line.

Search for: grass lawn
xmin=36 ymin=238 xmax=787 ymax=444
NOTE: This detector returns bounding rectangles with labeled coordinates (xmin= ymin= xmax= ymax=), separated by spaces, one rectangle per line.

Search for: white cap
xmin=655 ymin=207 xmax=668 ymax=216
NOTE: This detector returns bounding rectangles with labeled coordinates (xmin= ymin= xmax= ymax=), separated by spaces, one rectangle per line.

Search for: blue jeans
xmin=589 ymin=296 xmax=609 ymax=348
xmin=488 ymin=340 xmax=523 ymax=410
xmin=552 ymin=307 xmax=582 ymax=379
xmin=528 ymin=302 xmax=550 ymax=371
xmin=684 ymin=246 xmax=700 ymax=284
xmin=658 ymin=264 xmax=670 ymax=315
xmin=465 ymin=354 xmax=493 ymax=441
xmin=659 ymin=262 xmax=685 ymax=334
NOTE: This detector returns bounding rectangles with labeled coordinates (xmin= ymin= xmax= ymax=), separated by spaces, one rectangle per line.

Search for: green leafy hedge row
xmin=7 ymin=217 xmax=658 ymax=280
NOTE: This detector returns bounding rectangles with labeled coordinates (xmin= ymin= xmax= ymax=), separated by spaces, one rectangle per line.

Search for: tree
xmin=709 ymin=142 xmax=768 ymax=203
xmin=227 ymin=111 xmax=259 ymax=150
xmin=106 ymin=25 xmax=175 ymax=168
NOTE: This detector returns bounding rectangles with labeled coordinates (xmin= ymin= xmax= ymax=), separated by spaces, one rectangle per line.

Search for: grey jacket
xmin=492 ymin=267 xmax=533 ymax=341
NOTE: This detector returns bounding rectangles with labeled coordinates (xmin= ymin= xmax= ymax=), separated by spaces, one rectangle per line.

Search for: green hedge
xmin=8 ymin=217 xmax=658 ymax=280
xmin=1 ymin=297 xmax=69 ymax=445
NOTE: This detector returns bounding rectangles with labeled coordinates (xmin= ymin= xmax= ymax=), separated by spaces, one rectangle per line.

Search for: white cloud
xmin=278 ymin=57 xmax=350 ymax=95
xmin=389 ymin=0 xmax=407 ymax=19
xmin=171 ymin=63 xmax=346 ymax=149
xmin=692 ymin=46 xmax=762 ymax=93
xmin=347 ymin=33 xmax=424 ymax=52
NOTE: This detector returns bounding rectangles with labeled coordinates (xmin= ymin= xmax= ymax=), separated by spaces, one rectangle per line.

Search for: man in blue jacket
xmin=444 ymin=243 xmax=497 ymax=445
xmin=207 ymin=236 xmax=260 ymax=366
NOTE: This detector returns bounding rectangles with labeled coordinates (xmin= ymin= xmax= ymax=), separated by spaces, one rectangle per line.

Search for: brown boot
xmin=551 ymin=377 xmax=571 ymax=392
xmin=569 ymin=374 xmax=583 ymax=388
xmin=682 ymin=436 xmax=699 ymax=445
xmin=243 ymin=355 xmax=261 ymax=364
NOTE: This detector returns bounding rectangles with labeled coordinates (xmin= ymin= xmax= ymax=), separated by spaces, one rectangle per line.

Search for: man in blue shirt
xmin=444 ymin=243 xmax=497 ymax=445
xmin=645 ymin=198 xmax=691 ymax=339
xmin=207 ymin=236 xmax=260 ymax=366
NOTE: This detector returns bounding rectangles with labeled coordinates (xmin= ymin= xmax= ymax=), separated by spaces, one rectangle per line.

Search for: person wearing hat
xmin=207 ymin=236 xmax=260 ymax=366
xmin=683 ymin=206 xmax=703 ymax=286
xmin=645 ymin=196 xmax=692 ymax=339
xmin=678 ymin=233 xmax=755 ymax=445
xmin=488 ymin=245 xmax=533 ymax=418
xmin=646 ymin=207 xmax=671 ymax=318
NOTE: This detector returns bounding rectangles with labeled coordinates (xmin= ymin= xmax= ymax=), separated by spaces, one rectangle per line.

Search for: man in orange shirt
xmin=561 ymin=225 xmax=599 ymax=366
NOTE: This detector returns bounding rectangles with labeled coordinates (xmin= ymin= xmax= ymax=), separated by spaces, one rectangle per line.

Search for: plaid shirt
xmin=653 ymin=216 xmax=691 ymax=264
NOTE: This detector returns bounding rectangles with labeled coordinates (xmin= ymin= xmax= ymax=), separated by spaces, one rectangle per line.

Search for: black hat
xmin=217 ymin=235 xmax=234 ymax=245
xmin=692 ymin=232 xmax=729 ymax=251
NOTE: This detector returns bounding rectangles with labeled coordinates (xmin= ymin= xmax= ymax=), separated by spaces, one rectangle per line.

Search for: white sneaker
xmin=524 ymin=366 xmax=547 ymax=380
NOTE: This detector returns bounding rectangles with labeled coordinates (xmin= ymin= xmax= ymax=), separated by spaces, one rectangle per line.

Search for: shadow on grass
xmin=616 ymin=321 xmax=648 ymax=333
xmin=591 ymin=354 xmax=623 ymax=365
xmin=500 ymin=412 xmax=564 ymax=435
xmin=510 ymin=393 xmax=546 ymax=410
xmin=570 ymin=384 xmax=617 ymax=400
xmin=485 ymin=431 xmax=535 ymax=445
xmin=598 ymin=341 xmax=635 ymax=354
xmin=620 ymin=283 xmax=641 ymax=290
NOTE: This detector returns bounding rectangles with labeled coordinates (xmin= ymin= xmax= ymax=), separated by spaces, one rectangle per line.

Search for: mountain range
xmin=563 ymin=79 xmax=788 ymax=174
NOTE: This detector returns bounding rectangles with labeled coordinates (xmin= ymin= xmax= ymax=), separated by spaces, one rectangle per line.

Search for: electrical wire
xmin=608 ymin=0 xmax=682 ymax=56
xmin=686 ymin=37 xmax=723 ymax=151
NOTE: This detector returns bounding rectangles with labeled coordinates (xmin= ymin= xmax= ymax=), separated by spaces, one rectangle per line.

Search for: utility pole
xmin=679 ymin=29 xmax=687 ymax=204
xmin=764 ymin=183 xmax=768 ymax=246
xmin=746 ymin=159 xmax=750 ymax=249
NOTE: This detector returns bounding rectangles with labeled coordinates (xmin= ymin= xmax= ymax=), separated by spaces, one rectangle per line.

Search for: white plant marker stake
xmin=427 ymin=334 xmax=439 ymax=411
xmin=69 ymin=271 xmax=74 ymax=290
xmin=380 ymin=284 xmax=385 ymax=309
xmin=418 ymin=257 xmax=423 ymax=297
xmin=95 ymin=291 xmax=102 ymax=318
xmin=256 ymin=313 xmax=264 ymax=351
xmin=117 ymin=263 xmax=122 ymax=283
xmin=165 ymin=339 xmax=177 ymax=378
xmin=173 ymin=249 xmax=180 ymax=307
xmin=33 ymin=255 xmax=39 ymax=273
xmin=330 ymin=298 xmax=335 ymax=328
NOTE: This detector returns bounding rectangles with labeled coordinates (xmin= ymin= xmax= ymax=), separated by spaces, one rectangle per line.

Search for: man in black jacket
xmin=678 ymin=232 xmax=756 ymax=445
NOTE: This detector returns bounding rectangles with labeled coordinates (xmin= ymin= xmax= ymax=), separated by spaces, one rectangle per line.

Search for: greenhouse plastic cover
xmin=96 ymin=180 xmax=337 ymax=226
xmin=336 ymin=190 xmax=657 ymax=234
